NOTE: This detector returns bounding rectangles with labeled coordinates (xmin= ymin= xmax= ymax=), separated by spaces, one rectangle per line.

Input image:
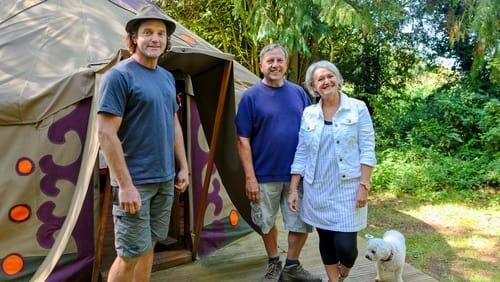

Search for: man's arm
xmin=237 ymin=137 xmax=260 ymax=203
xmin=174 ymin=113 xmax=189 ymax=192
xmin=97 ymin=113 xmax=141 ymax=214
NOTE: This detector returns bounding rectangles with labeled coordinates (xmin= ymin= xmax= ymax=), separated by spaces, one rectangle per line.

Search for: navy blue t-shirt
xmin=98 ymin=58 xmax=178 ymax=185
xmin=235 ymin=80 xmax=311 ymax=183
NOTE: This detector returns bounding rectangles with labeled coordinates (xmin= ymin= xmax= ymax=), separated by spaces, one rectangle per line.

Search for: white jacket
xmin=290 ymin=92 xmax=376 ymax=184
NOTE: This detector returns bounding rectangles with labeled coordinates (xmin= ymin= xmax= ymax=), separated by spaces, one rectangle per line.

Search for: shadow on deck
xmin=151 ymin=220 xmax=438 ymax=282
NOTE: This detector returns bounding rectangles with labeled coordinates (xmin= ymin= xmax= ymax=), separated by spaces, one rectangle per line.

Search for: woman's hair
xmin=304 ymin=60 xmax=344 ymax=96
xmin=125 ymin=20 xmax=172 ymax=54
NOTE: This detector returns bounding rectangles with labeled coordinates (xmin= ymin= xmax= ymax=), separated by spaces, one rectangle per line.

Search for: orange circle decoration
xmin=229 ymin=209 xmax=239 ymax=227
xmin=2 ymin=254 xmax=24 ymax=276
xmin=9 ymin=205 xmax=31 ymax=223
xmin=16 ymin=158 xmax=35 ymax=175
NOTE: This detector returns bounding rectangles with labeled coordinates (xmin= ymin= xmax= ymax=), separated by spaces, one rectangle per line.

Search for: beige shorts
xmin=250 ymin=181 xmax=312 ymax=234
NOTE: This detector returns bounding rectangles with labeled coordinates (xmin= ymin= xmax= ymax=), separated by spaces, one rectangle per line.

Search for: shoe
xmin=280 ymin=264 xmax=322 ymax=281
xmin=263 ymin=261 xmax=283 ymax=282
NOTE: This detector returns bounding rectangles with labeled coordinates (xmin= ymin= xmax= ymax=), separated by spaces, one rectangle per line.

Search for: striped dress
xmin=300 ymin=122 xmax=367 ymax=232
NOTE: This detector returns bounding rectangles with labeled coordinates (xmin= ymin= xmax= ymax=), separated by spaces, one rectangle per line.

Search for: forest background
xmin=157 ymin=0 xmax=498 ymax=281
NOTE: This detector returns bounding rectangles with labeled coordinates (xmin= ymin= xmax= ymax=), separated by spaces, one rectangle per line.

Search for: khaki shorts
xmin=251 ymin=182 xmax=312 ymax=234
xmin=112 ymin=180 xmax=174 ymax=257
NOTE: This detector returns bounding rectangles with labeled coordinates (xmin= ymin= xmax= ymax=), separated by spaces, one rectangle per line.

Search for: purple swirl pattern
xmin=37 ymin=98 xmax=90 ymax=247
xmin=207 ymin=177 xmax=223 ymax=216
xmin=36 ymin=202 xmax=65 ymax=249
xmin=37 ymin=99 xmax=90 ymax=249
xmin=189 ymin=99 xmax=229 ymax=256
xmin=34 ymin=98 xmax=94 ymax=280
xmin=39 ymin=100 xmax=89 ymax=197
xmin=190 ymin=99 xmax=224 ymax=219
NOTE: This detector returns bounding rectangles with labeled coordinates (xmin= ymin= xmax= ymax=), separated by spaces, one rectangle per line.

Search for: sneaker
xmin=263 ymin=261 xmax=283 ymax=282
xmin=280 ymin=264 xmax=322 ymax=281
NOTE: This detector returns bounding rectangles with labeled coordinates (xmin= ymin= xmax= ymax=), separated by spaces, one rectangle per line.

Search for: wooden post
xmin=91 ymin=171 xmax=111 ymax=282
xmin=192 ymin=60 xmax=233 ymax=258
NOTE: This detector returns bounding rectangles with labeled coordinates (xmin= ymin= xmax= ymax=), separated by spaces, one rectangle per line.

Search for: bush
xmin=370 ymin=72 xmax=499 ymax=195
xmin=372 ymin=147 xmax=499 ymax=200
xmin=479 ymin=99 xmax=500 ymax=153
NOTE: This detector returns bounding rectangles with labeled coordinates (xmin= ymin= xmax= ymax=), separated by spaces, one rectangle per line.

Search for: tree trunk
xmin=288 ymin=52 xmax=299 ymax=83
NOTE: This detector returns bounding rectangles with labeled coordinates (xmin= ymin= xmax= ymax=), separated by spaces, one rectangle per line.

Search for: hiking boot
xmin=280 ymin=264 xmax=322 ymax=281
xmin=263 ymin=261 xmax=283 ymax=282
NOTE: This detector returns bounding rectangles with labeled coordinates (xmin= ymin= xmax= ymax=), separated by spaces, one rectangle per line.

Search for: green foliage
xmin=373 ymin=72 xmax=496 ymax=153
xmin=232 ymin=0 xmax=336 ymax=80
xmin=446 ymin=0 xmax=500 ymax=81
xmin=408 ymin=85 xmax=487 ymax=152
xmin=159 ymin=1 xmax=436 ymax=93
xmin=372 ymin=72 xmax=499 ymax=196
xmin=156 ymin=0 xmax=261 ymax=73
xmin=479 ymin=99 xmax=500 ymax=153
xmin=373 ymin=147 xmax=499 ymax=198
xmin=409 ymin=0 xmax=500 ymax=84
xmin=157 ymin=0 xmax=499 ymax=196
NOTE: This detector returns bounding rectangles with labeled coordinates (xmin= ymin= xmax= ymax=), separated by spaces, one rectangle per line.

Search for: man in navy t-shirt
xmin=97 ymin=5 xmax=189 ymax=282
xmin=235 ymin=44 xmax=320 ymax=282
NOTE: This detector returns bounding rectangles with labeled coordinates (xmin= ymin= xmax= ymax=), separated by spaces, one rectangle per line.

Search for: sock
xmin=285 ymin=259 xmax=299 ymax=267
xmin=268 ymin=256 xmax=280 ymax=264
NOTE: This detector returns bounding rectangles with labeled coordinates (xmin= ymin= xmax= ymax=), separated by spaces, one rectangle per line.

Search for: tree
xmin=157 ymin=0 xmax=260 ymax=72
xmin=408 ymin=0 xmax=499 ymax=84
xmin=233 ymin=0 xmax=424 ymax=96
xmin=233 ymin=0 xmax=372 ymax=82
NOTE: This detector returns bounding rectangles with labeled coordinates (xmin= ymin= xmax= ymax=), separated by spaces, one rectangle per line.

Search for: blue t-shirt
xmin=235 ymin=80 xmax=311 ymax=182
xmin=98 ymin=58 xmax=178 ymax=185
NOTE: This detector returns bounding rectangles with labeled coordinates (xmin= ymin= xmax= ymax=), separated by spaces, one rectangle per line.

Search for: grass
xmin=360 ymin=189 xmax=500 ymax=282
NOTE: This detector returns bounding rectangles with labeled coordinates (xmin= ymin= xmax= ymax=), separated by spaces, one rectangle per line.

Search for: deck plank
xmin=152 ymin=220 xmax=438 ymax=282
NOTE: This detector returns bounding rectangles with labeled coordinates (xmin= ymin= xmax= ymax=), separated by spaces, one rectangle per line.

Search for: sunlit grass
xmin=362 ymin=191 xmax=500 ymax=282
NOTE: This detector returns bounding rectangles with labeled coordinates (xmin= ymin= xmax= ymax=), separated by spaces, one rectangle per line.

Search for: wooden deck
xmin=151 ymin=221 xmax=438 ymax=282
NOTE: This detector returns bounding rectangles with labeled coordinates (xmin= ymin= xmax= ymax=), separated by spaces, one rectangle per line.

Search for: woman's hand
xmin=288 ymin=190 xmax=300 ymax=212
xmin=356 ymin=184 xmax=368 ymax=208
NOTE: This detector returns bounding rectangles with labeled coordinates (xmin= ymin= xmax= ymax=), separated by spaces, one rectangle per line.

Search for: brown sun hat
xmin=125 ymin=5 xmax=176 ymax=36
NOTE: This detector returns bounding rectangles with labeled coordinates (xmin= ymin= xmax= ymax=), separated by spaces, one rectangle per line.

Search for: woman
xmin=288 ymin=61 xmax=376 ymax=281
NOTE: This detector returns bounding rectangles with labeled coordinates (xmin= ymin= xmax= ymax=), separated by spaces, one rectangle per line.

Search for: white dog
xmin=364 ymin=230 xmax=406 ymax=282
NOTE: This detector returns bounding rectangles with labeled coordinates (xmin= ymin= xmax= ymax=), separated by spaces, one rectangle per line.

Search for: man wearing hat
xmin=97 ymin=5 xmax=189 ymax=282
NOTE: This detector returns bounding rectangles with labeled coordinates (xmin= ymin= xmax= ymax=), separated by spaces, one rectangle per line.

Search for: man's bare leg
xmin=262 ymin=225 xmax=279 ymax=258
xmin=286 ymin=231 xmax=307 ymax=260
xmin=132 ymin=241 xmax=156 ymax=282
xmin=107 ymin=255 xmax=139 ymax=282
